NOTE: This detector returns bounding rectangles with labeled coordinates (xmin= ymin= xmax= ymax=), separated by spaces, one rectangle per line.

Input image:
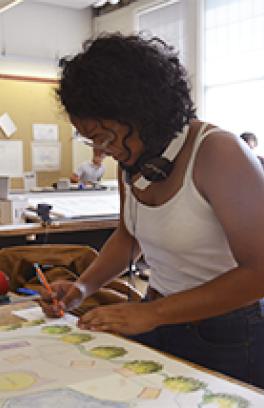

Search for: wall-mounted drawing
xmin=32 ymin=142 xmax=61 ymax=172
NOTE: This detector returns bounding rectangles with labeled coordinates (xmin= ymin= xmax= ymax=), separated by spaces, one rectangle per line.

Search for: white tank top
xmin=124 ymin=123 xmax=237 ymax=296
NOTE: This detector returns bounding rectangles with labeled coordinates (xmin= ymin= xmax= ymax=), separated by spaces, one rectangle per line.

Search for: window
xmin=203 ymin=0 xmax=264 ymax=154
xmin=136 ymin=1 xmax=185 ymax=64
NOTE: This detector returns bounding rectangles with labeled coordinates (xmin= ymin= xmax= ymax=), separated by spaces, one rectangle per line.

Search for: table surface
xmin=0 ymin=299 xmax=37 ymax=324
xmin=1 ymin=299 xmax=263 ymax=398
xmin=0 ymin=217 xmax=119 ymax=237
xmin=0 ymin=301 xmax=264 ymax=408
xmin=0 ymin=187 xmax=120 ymax=232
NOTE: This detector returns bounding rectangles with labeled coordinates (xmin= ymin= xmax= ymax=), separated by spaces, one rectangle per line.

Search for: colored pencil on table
xmin=34 ymin=263 xmax=64 ymax=317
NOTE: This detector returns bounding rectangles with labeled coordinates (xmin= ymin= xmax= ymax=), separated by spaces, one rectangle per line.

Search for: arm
xmin=63 ymin=167 xmax=140 ymax=303
xmin=70 ymin=173 xmax=80 ymax=183
xmin=77 ymin=224 xmax=140 ymax=296
xmin=40 ymin=167 xmax=140 ymax=317
xmin=154 ymin=131 xmax=264 ymax=325
xmin=70 ymin=163 xmax=84 ymax=183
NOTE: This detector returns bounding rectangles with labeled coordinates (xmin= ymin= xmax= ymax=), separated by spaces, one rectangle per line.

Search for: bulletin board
xmin=0 ymin=77 xmax=72 ymax=188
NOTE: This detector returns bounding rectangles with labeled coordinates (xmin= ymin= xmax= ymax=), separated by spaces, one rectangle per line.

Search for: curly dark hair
xmin=58 ymin=32 xmax=196 ymax=153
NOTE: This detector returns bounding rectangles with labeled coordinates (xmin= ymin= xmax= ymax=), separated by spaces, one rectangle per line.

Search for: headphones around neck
xmin=123 ymin=124 xmax=189 ymax=190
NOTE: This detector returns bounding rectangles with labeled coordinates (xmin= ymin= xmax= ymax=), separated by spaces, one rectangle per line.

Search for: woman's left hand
xmin=77 ymin=302 xmax=159 ymax=335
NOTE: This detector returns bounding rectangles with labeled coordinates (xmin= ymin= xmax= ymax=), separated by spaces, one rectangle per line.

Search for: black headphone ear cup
xmin=140 ymin=157 xmax=174 ymax=182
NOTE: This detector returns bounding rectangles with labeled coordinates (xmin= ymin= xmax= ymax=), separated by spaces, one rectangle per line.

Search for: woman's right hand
xmin=39 ymin=280 xmax=86 ymax=318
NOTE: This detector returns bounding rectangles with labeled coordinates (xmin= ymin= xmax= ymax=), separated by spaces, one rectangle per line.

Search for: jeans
xmin=129 ymin=300 xmax=264 ymax=389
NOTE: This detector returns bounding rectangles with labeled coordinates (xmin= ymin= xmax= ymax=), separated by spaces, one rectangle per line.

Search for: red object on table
xmin=0 ymin=271 xmax=9 ymax=295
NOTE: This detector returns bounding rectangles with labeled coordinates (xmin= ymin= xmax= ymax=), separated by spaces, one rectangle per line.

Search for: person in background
xmin=240 ymin=132 xmax=264 ymax=168
xmin=70 ymin=147 xmax=105 ymax=185
xmin=40 ymin=33 xmax=264 ymax=389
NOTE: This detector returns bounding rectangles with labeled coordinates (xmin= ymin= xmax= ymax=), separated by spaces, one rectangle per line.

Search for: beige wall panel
xmin=0 ymin=78 xmax=71 ymax=188
xmin=0 ymin=78 xmax=117 ymax=188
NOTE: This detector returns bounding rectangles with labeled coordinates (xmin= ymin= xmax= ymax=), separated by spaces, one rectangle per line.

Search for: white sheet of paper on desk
xmin=0 ymin=113 xmax=17 ymax=137
xmin=33 ymin=124 xmax=58 ymax=141
xmin=12 ymin=306 xmax=77 ymax=325
xmin=28 ymin=194 xmax=120 ymax=217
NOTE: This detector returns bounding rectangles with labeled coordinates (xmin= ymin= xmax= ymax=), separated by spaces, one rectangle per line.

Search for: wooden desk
xmin=0 ymin=217 xmax=118 ymax=250
xmin=0 ymin=188 xmax=120 ymax=249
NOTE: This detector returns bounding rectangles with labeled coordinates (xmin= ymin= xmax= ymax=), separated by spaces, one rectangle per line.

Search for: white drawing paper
xmin=23 ymin=172 xmax=36 ymax=192
xmin=0 ymin=113 xmax=17 ymax=138
xmin=28 ymin=192 xmax=120 ymax=218
xmin=12 ymin=306 xmax=77 ymax=326
xmin=32 ymin=142 xmax=61 ymax=171
xmin=0 ymin=141 xmax=23 ymax=177
xmin=32 ymin=124 xmax=58 ymax=142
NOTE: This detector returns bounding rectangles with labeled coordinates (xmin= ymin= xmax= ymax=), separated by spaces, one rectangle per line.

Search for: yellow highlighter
xmin=34 ymin=263 xmax=64 ymax=317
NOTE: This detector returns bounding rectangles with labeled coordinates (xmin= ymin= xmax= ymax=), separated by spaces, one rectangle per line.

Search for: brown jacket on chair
xmin=0 ymin=245 xmax=142 ymax=316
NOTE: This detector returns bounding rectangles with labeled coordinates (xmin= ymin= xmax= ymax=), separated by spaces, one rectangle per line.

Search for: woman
xmin=40 ymin=33 xmax=264 ymax=388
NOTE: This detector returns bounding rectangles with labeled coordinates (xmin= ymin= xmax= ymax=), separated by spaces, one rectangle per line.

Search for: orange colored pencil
xmin=34 ymin=263 xmax=64 ymax=317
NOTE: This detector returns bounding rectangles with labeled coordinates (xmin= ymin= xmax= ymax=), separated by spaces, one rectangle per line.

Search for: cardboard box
xmin=0 ymin=198 xmax=28 ymax=224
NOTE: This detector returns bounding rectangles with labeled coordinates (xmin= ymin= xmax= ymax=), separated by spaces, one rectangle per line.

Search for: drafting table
xmin=14 ymin=188 xmax=120 ymax=220
xmin=0 ymin=217 xmax=118 ymax=250
xmin=0 ymin=302 xmax=263 ymax=407
xmin=0 ymin=188 xmax=120 ymax=249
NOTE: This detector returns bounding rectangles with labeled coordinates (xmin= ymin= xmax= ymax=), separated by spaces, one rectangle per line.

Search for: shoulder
xmin=78 ymin=161 xmax=92 ymax=170
xmin=193 ymin=123 xmax=264 ymax=202
xmin=195 ymin=124 xmax=260 ymax=174
xmin=186 ymin=121 xmax=244 ymax=166
xmin=197 ymin=125 xmax=241 ymax=157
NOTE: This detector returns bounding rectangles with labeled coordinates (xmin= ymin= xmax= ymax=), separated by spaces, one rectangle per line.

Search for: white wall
xmin=93 ymin=0 xmax=201 ymax=106
xmin=0 ymin=1 xmax=92 ymax=78
xmin=93 ymin=0 xmax=165 ymax=36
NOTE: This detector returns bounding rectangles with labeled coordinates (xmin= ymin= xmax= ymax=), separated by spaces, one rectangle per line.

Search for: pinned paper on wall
xmin=23 ymin=171 xmax=37 ymax=191
xmin=32 ymin=124 xmax=58 ymax=142
xmin=32 ymin=142 xmax=61 ymax=171
xmin=0 ymin=113 xmax=17 ymax=138
xmin=0 ymin=140 xmax=23 ymax=176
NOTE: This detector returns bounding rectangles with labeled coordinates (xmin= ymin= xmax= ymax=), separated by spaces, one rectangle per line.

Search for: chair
xmin=0 ymin=244 xmax=143 ymax=316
